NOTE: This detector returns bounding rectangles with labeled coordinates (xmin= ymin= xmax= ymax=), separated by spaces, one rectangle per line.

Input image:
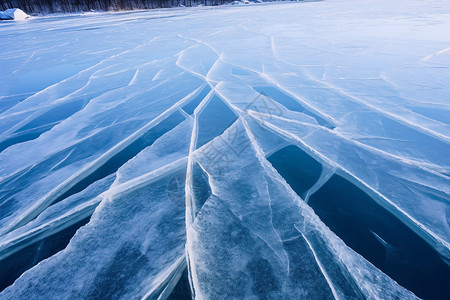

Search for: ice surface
xmin=1 ymin=0 xmax=449 ymax=299
xmin=186 ymin=120 xmax=416 ymax=299
xmin=0 ymin=174 xmax=115 ymax=262
xmin=1 ymin=148 xmax=188 ymax=299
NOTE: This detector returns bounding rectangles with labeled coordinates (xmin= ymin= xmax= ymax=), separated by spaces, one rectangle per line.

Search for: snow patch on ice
xmin=0 ymin=8 xmax=29 ymax=20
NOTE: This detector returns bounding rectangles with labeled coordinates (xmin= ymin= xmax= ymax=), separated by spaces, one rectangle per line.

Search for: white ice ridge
xmin=0 ymin=0 xmax=449 ymax=298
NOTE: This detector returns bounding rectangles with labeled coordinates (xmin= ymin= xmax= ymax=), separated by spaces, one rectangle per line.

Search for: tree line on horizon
xmin=0 ymin=0 xmax=244 ymax=14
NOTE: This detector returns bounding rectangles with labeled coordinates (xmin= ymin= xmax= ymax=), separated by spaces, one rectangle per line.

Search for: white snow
xmin=0 ymin=0 xmax=449 ymax=298
xmin=0 ymin=8 xmax=29 ymax=20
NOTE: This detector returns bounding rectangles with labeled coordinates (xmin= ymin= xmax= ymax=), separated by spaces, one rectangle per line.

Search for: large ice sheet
xmin=1 ymin=130 xmax=188 ymax=299
xmin=186 ymin=120 xmax=416 ymax=299
xmin=1 ymin=0 xmax=449 ymax=298
xmin=0 ymin=60 xmax=202 ymax=234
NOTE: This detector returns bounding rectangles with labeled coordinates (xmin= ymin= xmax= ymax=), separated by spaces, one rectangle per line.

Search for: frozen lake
xmin=0 ymin=0 xmax=449 ymax=299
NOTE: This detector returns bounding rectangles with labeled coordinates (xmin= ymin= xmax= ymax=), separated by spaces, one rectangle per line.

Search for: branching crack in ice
xmin=1 ymin=0 xmax=450 ymax=299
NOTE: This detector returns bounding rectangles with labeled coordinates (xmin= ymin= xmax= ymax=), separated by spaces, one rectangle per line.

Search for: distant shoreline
xmin=1 ymin=0 xmax=294 ymax=16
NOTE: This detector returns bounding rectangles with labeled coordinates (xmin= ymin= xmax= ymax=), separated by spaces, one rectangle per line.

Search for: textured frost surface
xmin=1 ymin=0 xmax=449 ymax=299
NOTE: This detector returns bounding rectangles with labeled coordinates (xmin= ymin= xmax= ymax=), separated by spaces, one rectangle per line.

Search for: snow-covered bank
xmin=0 ymin=0 xmax=268 ymax=15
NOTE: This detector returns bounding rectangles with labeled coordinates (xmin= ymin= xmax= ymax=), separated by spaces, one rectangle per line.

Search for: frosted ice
xmin=1 ymin=0 xmax=449 ymax=299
